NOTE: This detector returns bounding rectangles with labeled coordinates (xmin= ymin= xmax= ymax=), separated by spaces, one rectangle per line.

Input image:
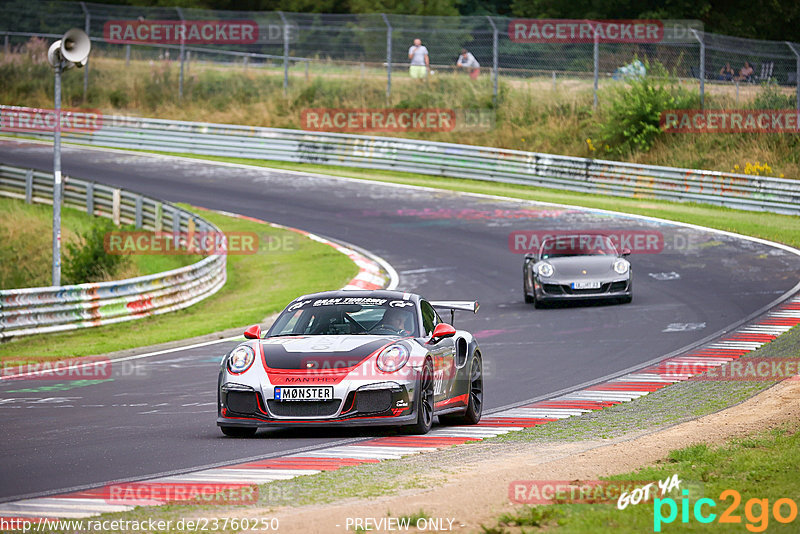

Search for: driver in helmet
xmin=377 ymin=307 xmax=413 ymax=335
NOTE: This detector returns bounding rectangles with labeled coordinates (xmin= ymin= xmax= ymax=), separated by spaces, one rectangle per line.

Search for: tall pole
xmin=487 ymin=16 xmax=498 ymax=107
xmin=593 ymin=21 xmax=599 ymax=110
xmin=382 ymin=14 xmax=392 ymax=104
xmin=787 ymin=42 xmax=800 ymax=115
xmin=52 ymin=63 xmax=63 ymax=286
xmin=278 ymin=11 xmax=289 ymax=95
xmin=691 ymin=29 xmax=705 ymax=110
xmin=80 ymin=2 xmax=90 ymax=103
xmin=177 ymin=7 xmax=185 ymax=100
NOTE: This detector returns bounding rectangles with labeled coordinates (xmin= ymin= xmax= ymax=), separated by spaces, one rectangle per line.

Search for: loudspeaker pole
xmin=52 ymin=60 xmax=63 ymax=286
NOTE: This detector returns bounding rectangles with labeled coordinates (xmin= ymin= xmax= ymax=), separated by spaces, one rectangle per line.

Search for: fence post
xmin=176 ymin=7 xmax=185 ymax=100
xmin=80 ymin=2 xmax=90 ymax=103
xmin=112 ymin=189 xmax=121 ymax=226
xmin=278 ymin=11 xmax=289 ymax=95
xmin=691 ymin=29 xmax=705 ymax=110
xmin=125 ymin=43 xmax=130 ymax=66
xmin=382 ymin=13 xmax=392 ymax=104
xmin=552 ymin=71 xmax=556 ymax=91
xmin=4 ymin=32 xmax=8 ymax=55
xmin=487 ymin=16 xmax=498 ymax=107
xmin=305 ymin=59 xmax=309 ymax=81
xmin=86 ymin=182 xmax=94 ymax=215
xmin=593 ymin=21 xmax=599 ymax=110
xmin=25 ymin=169 xmax=33 ymax=204
xmin=787 ymin=42 xmax=800 ymax=114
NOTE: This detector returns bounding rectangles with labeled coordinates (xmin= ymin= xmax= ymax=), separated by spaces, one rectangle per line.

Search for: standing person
xmin=457 ymin=48 xmax=480 ymax=79
xmin=408 ymin=38 xmax=429 ymax=79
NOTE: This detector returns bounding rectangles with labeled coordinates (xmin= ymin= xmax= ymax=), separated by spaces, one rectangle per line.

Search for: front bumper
xmin=217 ymin=381 xmax=416 ymax=428
xmin=534 ymin=277 xmax=632 ymax=301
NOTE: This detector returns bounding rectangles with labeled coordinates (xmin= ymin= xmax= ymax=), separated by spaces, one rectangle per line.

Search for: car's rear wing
xmin=430 ymin=300 xmax=479 ymax=325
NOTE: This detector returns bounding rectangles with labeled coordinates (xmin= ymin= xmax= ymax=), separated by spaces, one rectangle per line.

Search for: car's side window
xmin=420 ymin=300 xmax=438 ymax=336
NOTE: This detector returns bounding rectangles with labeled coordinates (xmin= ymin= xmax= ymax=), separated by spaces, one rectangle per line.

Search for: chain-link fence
xmin=1 ymin=0 xmax=799 ymax=110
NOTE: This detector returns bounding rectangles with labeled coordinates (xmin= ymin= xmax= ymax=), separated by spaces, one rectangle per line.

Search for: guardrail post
xmin=787 ymin=42 xmax=800 ymax=115
xmin=24 ymin=169 xmax=33 ymax=204
xmin=176 ymin=7 xmax=186 ymax=101
xmin=135 ymin=195 xmax=143 ymax=228
xmin=80 ymin=2 xmax=90 ymax=103
xmin=382 ymin=13 xmax=392 ymax=104
xmin=691 ymin=29 xmax=705 ymax=110
xmin=155 ymin=202 xmax=163 ymax=230
xmin=487 ymin=16 xmax=499 ymax=107
xmin=278 ymin=11 xmax=289 ymax=95
xmin=112 ymin=188 xmax=121 ymax=226
xmin=86 ymin=182 xmax=94 ymax=215
xmin=172 ymin=208 xmax=181 ymax=247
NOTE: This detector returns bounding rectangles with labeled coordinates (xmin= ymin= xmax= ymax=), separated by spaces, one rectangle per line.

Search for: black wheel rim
xmin=420 ymin=365 xmax=434 ymax=427
xmin=470 ymin=359 xmax=483 ymax=415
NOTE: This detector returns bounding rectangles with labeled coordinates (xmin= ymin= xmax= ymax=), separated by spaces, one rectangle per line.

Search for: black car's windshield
xmin=540 ymin=235 xmax=618 ymax=259
xmin=267 ymin=297 xmax=419 ymax=337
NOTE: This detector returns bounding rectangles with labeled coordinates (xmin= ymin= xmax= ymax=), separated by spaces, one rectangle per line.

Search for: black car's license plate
xmin=572 ymin=281 xmax=602 ymax=289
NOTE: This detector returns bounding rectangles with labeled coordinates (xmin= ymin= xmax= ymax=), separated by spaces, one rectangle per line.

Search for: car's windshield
xmin=540 ymin=235 xmax=618 ymax=259
xmin=267 ymin=297 xmax=419 ymax=337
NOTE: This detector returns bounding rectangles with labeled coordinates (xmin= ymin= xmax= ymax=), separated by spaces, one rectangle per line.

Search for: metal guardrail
xmin=0 ymin=163 xmax=227 ymax=339
xmin=3 ymin=108 xmax=798 ymax=215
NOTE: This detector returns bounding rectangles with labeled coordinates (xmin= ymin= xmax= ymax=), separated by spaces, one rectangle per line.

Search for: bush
xmin=751 ymin=82 xmax=795 ymax=109
xmin=594 ymin=61 xmax=699 ymax=156
xmin=63 ymin=219 xmax=129 ymax=284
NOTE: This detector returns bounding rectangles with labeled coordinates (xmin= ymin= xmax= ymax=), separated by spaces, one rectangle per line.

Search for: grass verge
xmin=0 ymin=204 xmax=357 ymax=363
xmin=483 ymin=421 xmax=800 ymax=533
xmin=0 ymin=196 xmax=197 ymax=288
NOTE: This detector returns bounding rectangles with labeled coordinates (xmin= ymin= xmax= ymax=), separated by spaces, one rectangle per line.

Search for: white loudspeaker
xmin=47 ymin=29 xmax=91 ymax=68
xmin=60 ymin=29 xmax=91 ymax=66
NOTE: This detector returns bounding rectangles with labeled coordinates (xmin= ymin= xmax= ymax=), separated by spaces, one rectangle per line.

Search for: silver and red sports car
xmin=217 ymin=290 xmax=482 ymax=437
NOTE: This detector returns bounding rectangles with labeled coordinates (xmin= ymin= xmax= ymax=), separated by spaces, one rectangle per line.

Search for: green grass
xmin=137 ymin=153 xmax=800 ymax=250
xmin=0 ymin=196 xmax=196 ymax=288
xmin=0 ymin=204 xmax=358 ymax=363
xmin=482 ymin=422 xmax=800 ymax=533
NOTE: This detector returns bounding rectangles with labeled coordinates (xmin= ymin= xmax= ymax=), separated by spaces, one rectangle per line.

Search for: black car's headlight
xmin=376 ymin=344 xmax=410 ymax=373
xmin=613 ymin=259 xmax=630 ymax=275
xmin=228 ymin=346 xmax=255 ymax=373
xmin=537 ymin=262 xmax=554 ymax=277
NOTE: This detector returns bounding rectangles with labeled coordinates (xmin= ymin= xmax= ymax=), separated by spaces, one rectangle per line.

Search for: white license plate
xmin=274 ymin=386 xmax=333 ymax=401
xmin=572 ymin=281 xmax=601 ymax=290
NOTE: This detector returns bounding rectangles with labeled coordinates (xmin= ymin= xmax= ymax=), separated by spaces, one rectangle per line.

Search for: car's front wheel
xmin=403 ymin=359 xmax=434 ymax=435
xmin=220 ymin=426 xmax=257 ymax=438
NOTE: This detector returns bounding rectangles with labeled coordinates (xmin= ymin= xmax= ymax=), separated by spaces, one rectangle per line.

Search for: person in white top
xmin=457 ymin=49 xmax=480 ymax=78
xmin=408 ymin=38 xmax=429 ymax=79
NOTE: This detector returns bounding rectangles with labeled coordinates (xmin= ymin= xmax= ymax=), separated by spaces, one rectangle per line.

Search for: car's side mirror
xmin=243 ymin=324 xmax=261 ymax=339
xmin=429 ymin=323 xmax=456 ymax=344
xmin=621 ymin=248 xmax=632 ymax=257
xmin=524 ymin=253 xmax=537 ymax=263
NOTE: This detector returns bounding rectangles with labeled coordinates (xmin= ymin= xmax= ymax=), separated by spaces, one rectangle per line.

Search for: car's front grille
xmin=355 ymin=389 xmax=392 ymax=414
xmin=226 ymin=391 xmax=258 ymax=414
xmin=609 ymin=281 xmax=628 ymax=292
xmin=267 ymin=399 xmax=341 ymax=417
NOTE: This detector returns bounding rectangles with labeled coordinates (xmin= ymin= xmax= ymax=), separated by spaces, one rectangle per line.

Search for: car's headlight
xmin=228 ymin=346 xmax=255 ymax=373
xmin=537 ymin=262 xmax=554 ymax=277
xmin=376 ymin=344 xmax=410 ymax=373
xmin=613 ymin=259 xmax=630 ymax=275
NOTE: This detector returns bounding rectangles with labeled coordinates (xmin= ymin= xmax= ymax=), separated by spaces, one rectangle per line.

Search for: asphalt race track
xmin=1 ymin=140 xmax=799 ymax=501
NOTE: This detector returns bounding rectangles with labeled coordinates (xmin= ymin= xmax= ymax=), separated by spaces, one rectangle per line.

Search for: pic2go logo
xmin=654 ymin=489 xmax=798 ymax=532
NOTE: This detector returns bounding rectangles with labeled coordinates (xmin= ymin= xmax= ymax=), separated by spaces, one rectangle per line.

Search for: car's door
xmin=420 ymin=300 xmax=457 ymax=406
